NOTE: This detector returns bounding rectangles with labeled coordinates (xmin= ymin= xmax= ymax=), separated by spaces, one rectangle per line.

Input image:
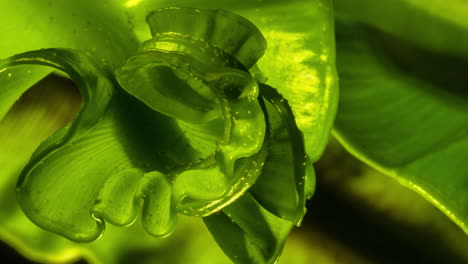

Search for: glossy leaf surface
xmin=333 ymin=14 xmax=468 ymax=234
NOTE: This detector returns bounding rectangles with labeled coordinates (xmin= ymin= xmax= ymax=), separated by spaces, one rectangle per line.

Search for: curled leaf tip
xmin=146 ymin=7 xmax=267 ymax=69
xmin=116 ymin=7 xmax=269 ymax=218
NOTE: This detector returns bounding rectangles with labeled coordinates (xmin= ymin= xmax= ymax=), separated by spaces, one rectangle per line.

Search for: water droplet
xmin=7 ymin=73 xmax=12 ymax=78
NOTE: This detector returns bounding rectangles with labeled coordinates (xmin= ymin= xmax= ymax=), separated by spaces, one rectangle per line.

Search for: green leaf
xmin=1 ymin=49 xmax=114 ymax=242
xmin=251 ymin=1 xmax=338 ymax=162
xmin=115 ymin=8 xmax=270 ymax=219
xmin=0 ymin=67 xmax=51 ymax=120
xmin=250 ymin=84 xmax=313 ymax=224
xmin=0 ymin=73 xmax=234 ymax=264
xmin=0 ymin=0 xmax=139 ymax=67
xmin=118 ymin=0 xmax=339 ymax=162
xmin=115 ymin=8 xmax=321 ymax=262
xmin=0 ymin=0 xmax=140 ymax=139
xmin=7 ymin=42 xmax=268 ymax=245
xmin=204 ymin=193 xmax=294 ymax=264
xmin=139 ymin=171 xmax=178 ymax=237
xmin=334 ymin=0 xmax=468 ymax=58
xmin=333 ymin=17 xmax=468 ymax=234
xmin=204 ymin=84 xmax=310 ymax=263
xmin=144 ymin=7 xmax=267 ymax=70
xmin=0 ymin=78 xmax=332 ymax=263
xmin=1 ymin=0 xmax=337 ymax=161
xmin=15 ymin=71 xmax=195 ymax=242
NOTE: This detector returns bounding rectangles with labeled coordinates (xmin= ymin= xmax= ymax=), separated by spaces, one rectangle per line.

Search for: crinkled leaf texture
xmin=333 ymin=2 xmax=468 ymax=235
xmin=0 ymin=1 xmax=337 ymax=264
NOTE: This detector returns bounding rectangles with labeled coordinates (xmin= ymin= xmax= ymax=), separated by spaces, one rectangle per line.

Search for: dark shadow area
xmin=112 ymin=88 xmax=200 ymax=173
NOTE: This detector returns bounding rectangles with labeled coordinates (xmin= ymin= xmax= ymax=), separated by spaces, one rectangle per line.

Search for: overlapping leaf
xmin=205 ymin=84 xmax=312 ymax=263
xmin=333 ymin=6 xmax=468 ymax=234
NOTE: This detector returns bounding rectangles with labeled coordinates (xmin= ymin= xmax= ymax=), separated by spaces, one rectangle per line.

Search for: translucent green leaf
xmin=0 ymin=74 xmax=234 ymax=264
xmin=0 ymin=80 xmax=326 ymax=263
xmin=6 ymin=46 xmax=268 ymax=245
xmin=119 ymin=0 xmax=338 ymax=162
xmin=115 ymin=52 xmax=221 ymax=123
xmin=333 ymin=17 xmax=468 ymax=234
xmin=1 ymin=49 xmax=114 ymax=242
xmin=16 ymin=76 xmax=194 ymax=242
xmin=251 ymin=1 xmax=338 ymax=162
xmin=139 ymin=171 xmax=178 ymax=237
xmin=1 ymin=0 xmax=337 ymax=161
xmin=114 ymin=8 xmax=321 ymax=262
xmin=250 ymin=84 xmax=313 ymax=224
xmin=203 ymin=84 xmax=310 ymax=263
xmin=0 ymin=0 xmax=139 ymax=121
xmin=145 ymin=7 xmax=267 ymax=70
xmin=93 ymin=169 xmax=142 ymax=227
xmin=0 ymin=67 xmax=51 ymax=120
xmin=115 ymin=8 xmax=270 ymax=219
